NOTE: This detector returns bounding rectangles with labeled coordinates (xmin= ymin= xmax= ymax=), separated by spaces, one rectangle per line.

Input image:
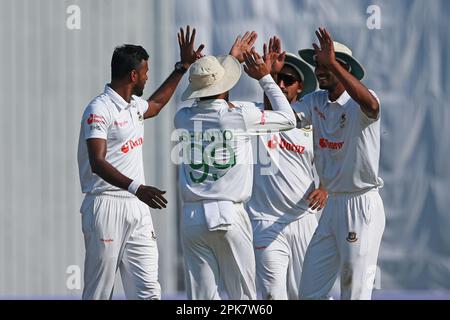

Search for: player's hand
xmin=243 ymin=48 xmax=270 ymax=80
xmin=230 ymin=31 xmax=258 ymax=63
xmin=136 ymin=185 xmax=168 ymax=209
xmin=178 ymin=25 xmax=205 ymax=69
xmin=263 ymin=36 xmax=286 ymax=75
xmin=307 ymin=186 xmax=328 ymax=211
xmin=312 ymin=27 xmax=336 ymax=68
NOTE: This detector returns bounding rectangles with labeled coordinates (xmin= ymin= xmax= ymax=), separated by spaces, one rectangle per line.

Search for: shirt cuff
xmin=258 ymin=74 xmax=275 ymax=86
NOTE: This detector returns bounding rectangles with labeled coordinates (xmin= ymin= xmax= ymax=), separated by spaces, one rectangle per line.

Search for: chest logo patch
xmin=340 ymin=113 xmax=347 ymax=128
xmin=137 ymin=111 xmax=144 ymax=123
xmin=346 ymin=232 xmax=358 ymax=242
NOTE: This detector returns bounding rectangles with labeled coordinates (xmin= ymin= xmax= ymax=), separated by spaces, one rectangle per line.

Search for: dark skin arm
xmin=314 ymin=28 xmax=380 ymax=119
xmin=144 ymin=25 xmax=205 ymax=119
xmin=229 ymin=31 xmax=258 ymax=63
xmin=87 ymin=138 xmax=168 ymax=209
xmin=262 ymin=36 xmax=286 ymax=110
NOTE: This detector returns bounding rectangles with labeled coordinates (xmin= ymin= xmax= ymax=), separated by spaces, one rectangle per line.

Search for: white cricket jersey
xmin=77 ymin=84 xmax=149 ymax=194
xmin=246 ymin=103 xmax=316 ymax=223
xmin=293 ymin=89 xmax=383 ymax=193
xmin=174 ymin=74 xmax=296 ymax=204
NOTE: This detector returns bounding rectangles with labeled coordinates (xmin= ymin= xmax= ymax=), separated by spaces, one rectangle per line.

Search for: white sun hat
xmin=299 ymin=41 xmax=365 ymax=80
xmin=181 ymin=55 xmax=242 ymax=101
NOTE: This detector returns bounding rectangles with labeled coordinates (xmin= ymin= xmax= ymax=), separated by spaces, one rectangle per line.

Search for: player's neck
xmin=328 ymin=83 xmax=346 ymax=102
xmin=109 ymin=81 xmax=133 ymax=103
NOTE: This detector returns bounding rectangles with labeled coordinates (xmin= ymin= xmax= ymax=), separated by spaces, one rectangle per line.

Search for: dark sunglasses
xmin=277 ymin=73 xmax=301 ymax=86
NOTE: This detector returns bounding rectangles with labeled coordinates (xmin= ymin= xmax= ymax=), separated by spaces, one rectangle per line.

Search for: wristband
xmin=127 ymin=180 xmax=141 ymax=195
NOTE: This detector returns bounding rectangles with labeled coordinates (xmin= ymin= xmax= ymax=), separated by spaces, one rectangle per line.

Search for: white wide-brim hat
xmin=299 ymin=41 xmax=365 ymax=80
xmin=283 ymin=52 xmax=318 ymax=99
xmin=181 ymin=55 xmax=242 ymax=101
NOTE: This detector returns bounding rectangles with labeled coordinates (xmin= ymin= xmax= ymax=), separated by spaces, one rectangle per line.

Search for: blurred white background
xmin=0 ymin=0 xmax=449 ymax=299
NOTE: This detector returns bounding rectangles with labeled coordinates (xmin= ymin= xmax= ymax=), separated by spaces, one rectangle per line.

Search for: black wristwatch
xmin=174 ymin=61 xmax=188 ymax=74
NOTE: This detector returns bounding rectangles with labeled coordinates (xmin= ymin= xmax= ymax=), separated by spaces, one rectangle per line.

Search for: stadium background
xmin=0 ymin=0 xmax=449 ymax=299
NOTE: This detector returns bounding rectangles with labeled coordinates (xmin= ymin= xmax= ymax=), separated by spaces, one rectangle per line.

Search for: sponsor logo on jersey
xmin=87 ymin=113 xmax=106 ymax=125
xmin=346 ymin=232 xmax=358 ymax=242
xmin=314 ymin=106 xmax=326 ymax=120
xmin=319 ymin=138 xmax=344 ymax=150
xmin=121 ymin=137 xmax=144 ymax=153
xmin=268 ymin=135 xmax=305 ymax=154
xmin=113 ymin=120 xmax=129 ymax=128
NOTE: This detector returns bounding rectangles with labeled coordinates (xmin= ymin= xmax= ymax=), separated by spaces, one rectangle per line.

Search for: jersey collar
xmin=193 ymin=99 xmax=229 ymax=110
xmin=104 ymin=84 xmax=135 ymax=110
xmin=328 ymin=90 xmax=351 ymax=106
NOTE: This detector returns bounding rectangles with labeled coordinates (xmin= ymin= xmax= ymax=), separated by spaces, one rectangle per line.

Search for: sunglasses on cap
xmin=277 ymin=73 xmax=301 ymax=86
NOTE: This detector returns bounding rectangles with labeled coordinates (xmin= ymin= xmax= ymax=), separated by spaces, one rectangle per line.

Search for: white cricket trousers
xmin=181 ymin=203 xmax=257 ymax=300
xmin=252 ymin=214 xmax=318 ymax=300
xmin=299 ymin=189 xmax=385 ymax=300
xmin=80 ymin=193 xmax=161 ymax=300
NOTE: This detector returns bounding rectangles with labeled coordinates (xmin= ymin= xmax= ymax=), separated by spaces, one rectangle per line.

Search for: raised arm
xmin=262 ymin=36 xmax=286 ymax=109
xmin=314 ymin=28 xmax=379 ymax=119
xmin=229 ymin=31 xmax=258 ymax=63
xmin=242 ymin=49 xmax=295 ymax=133
xmin=144 ymin=25 xmax=205 ymax=119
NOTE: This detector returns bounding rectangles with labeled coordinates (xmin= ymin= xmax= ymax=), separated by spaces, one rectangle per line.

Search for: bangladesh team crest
xmin=346 ymin=232 xmax=358 ymax=242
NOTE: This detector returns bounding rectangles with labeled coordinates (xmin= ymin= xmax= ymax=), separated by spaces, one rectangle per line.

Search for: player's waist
xmin=184 ymin=200 xmax=244 ymax=208
xmin=327 ymin=187 xmax=379 ymax=198
xmin=85 ymin=189 xmax=137 ymax=199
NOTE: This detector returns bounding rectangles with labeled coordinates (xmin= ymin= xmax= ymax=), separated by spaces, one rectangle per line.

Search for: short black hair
xmin=111 ymin=44 xmax=149 ymax=80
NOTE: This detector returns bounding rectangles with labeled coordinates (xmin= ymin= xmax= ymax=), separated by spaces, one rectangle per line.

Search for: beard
xmin=133 ymin=84 xmax=144 ymax=97
xmin=319 ymin=83 xmax=331 ymax=90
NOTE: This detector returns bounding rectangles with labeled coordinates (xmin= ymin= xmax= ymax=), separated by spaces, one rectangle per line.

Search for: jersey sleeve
xmin=359 ymin=89 xmax=381 ymax=126
xmin=241 ymin=75 xmax=296 ymax=134
xmin=292 ymin=95 xmax=313 ymax=128
xmin=81 ymin=101 xmax=111 ymax=140
xmin=133 ymin=96 xmax=150 ymax=115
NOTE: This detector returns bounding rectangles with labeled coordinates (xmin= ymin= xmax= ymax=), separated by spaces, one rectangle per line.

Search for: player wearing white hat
xmin=295 ymin=28 xmax=385 ymax=300
xmin=174 ymin=32 xmax=297 ymax=300
xmin=77 ymin=26 xmax=204 ymax=300
xmin=246 ymin=36 xmax=327 ymax=300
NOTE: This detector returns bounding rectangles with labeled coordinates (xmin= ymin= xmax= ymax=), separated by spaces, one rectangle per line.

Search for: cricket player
xmin=77 ymin=26 xmax=204 ymax=299
xmin=246 ymin=36 xmax=327 ymax=300
xmin=174 ymin=33 xmax=297 ymax=300
xmin=296 ymin=28 xmax=385 ymax=300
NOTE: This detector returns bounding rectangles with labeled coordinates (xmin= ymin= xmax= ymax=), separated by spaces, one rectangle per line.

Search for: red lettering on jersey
xmin=260 ymin=110 xmax=266 ymax=125
xmin=87 ymin=113 xmax=106 ymax=125
xmin=121 ymin=137 xmax=144 ymax=154
xmin=267 ymin=135 xmax=279 ymax=149
xmin=267 ymin=135 xmax=305 ymax=154
xmin=319 ymin=138 xmax=344 ymax=150
xmin=314 ymin=107 xmax=326 ymax=120
xmin=113 ymin=120 xmax=129 ymax=127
